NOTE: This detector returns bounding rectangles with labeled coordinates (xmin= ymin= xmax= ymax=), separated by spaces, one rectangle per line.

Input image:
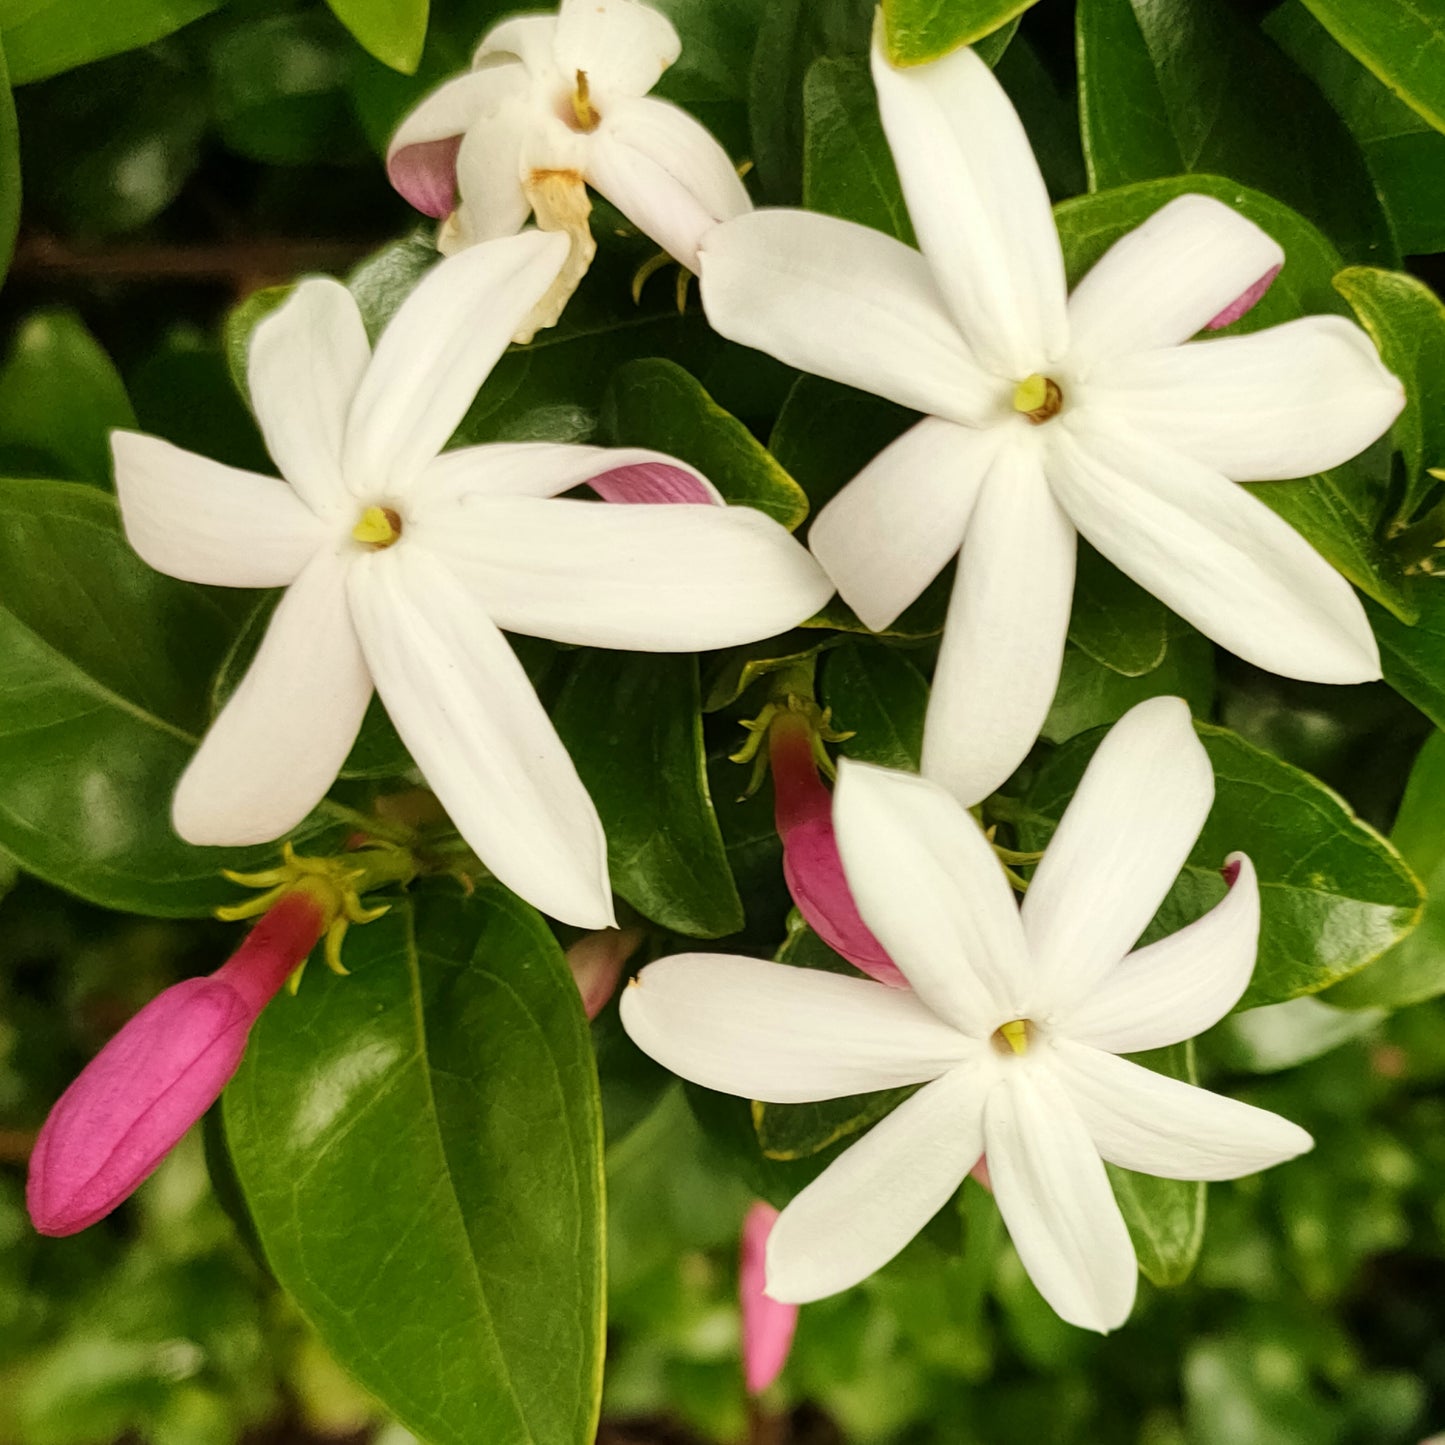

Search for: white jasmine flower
xmin=698 ymin=36 xmax=1404 ymax=807
xmin=113 ymin=232 xmax=832 ymax=929
xmin=621 ymin=697 xmax=1311 ymax=1332
xmin=387 ymin=0 xmax=751 ymax=331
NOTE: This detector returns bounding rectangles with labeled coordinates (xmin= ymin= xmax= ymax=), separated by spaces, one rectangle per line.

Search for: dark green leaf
xmin=224 ymin=887 xmax=605 ymax=1445
xmin=323 ymin=0 xmax=428 ymax=74
xmin=0 ymin=36 xmax=16 ymax=283
xmin=1075 ymin=0 xmax=1395 ymax=266
xmin=601 ymin=358 xmax=809 ymax=529
xmin=553 ymin=651 xmax=743 ymax=938
xmin=1067 ymin=544 xmax=1168 ymax=678
xmin=1016 ymin=721 xmax=1423 ymax=1007
xmin=1367 ymin=585 xmax=1445 ymax=728
xmin=821 ymin=639 xmax=928 ymax=770
xmin=0 ymin=0 xmax=218 ymax=83
xmin=1298 ymin=0 xmax=1445 ymax=135
xmin=1335 ymin=266 xmax=1445 ymax=522
xmin=881 ymin=0 xmax=1033 ymax=62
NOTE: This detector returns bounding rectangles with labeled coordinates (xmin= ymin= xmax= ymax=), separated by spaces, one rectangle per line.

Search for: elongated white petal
xmin=808 ymin=417 xmax=998 ymax=632
xmin=173 ymin=548 xmax=370 ymax=844
xmin=409 ymin=495 xmax=832 ymax=650
xmin=553 ymin=0 xmax=679 ymax=101
xmin=349 ymin=544 xmax=612 ymax=928
xmin=342 ymin=231 xmax=570 ymax=499
xmin=1048 ymin=416 xmax=1382 ymax=683
xmin=418 ymin=441 xmax=719 ymax=505
xmin=767 ymin=1064 xmax=988 ymax=1302
xmin=112 ymin=431 xmax=324 ymax=588
xmin=699 ymin=210 xmax=1004 ymax=427
xmin=871 ymin=38 xmax=1067 ymax=377
xmin=1022 ymin=697 xmax=1213 ymax=1010
xmin=619 ymin=954 xmax=975 ymax=1101
xmin=833 ymin=759 xmax=1031 ymax=1037
xmin=586 ymin=130 xmax=714 ymax=270
xmin=1061 ymin=854 xmax=1260 ymax=1054
xmin=448 ymin=104 xmax=533 ymax=244
xmin=1085 ymin=316 xmax=1405 ymax=481
xmin=984 ymin=1067 xmax=1137 ymax=1333
xmin=1066 ymin=194 xmax=1285 ymax=370
xmin=1052 ymin=1040 xmax=1313 ymax=1181
xmin=247 ymin=278 xmax=370 ymax=517
xmin=922 ymin=436 xmax=1077 ymax=807
xmin=475 ymin=14 xmax=559 ymax=74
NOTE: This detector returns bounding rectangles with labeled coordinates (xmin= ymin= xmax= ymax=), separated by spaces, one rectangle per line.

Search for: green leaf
xmin=0 ymin=36 xmax=16 ymax=284
xmin=1016 ymin=721 xmax=1423 ymax=1007
xmin=821 ymin=639 xmax=928 ymax=770
xmin=1107 ymin=1043 xmax=1206 ymax=1287
xmin=0 ymin=478 xmax=336 ymax=914
xmin=1075 ymin=0 xmax=1395 ymax=266
xmin=224 ymin=887 xmax=605 ymax=1445
xmin=1057 ymin=175 xmax=1414 ymax=624
xmin=601 ymin=358 xmax=809 ymax=530
xmin=1328 ymin=730 xmax=1445 ymax=1009
xmin=1335 ymin=266 xmax=1445 ymax=522
xmin=0 ymin=0 xmax=217 ymax=82
xmin=323 ymin=0 xmax=428 ymax=74
xmin=882 ymin=0 xmax=1033 ymax=63
xmin=553 ymin=651 xmax=743 ymax=938
xmin=1067 ymin=544 xmax=1168 ymax=678
xmin=1297 ymin=0 xmax=1445 ymax=135
xmin=0 ymin=309 xmax=135 ymax=487
xmin=1367 ymin=585 xmax=1445 ymax=728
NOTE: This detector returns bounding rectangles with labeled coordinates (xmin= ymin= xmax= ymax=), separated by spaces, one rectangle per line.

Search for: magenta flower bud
xmin=741 ymin=1202 xmax=798 ymax=1395
xmin=565 ymin=926 xmax=644 ymax=1019
xmin=770 ymin=717 xmax=906 ymax=987
xmin=588 ymin=460 xmax=716 ymax=505
xmin=27 ymin=890 xmax=326 ymax=1237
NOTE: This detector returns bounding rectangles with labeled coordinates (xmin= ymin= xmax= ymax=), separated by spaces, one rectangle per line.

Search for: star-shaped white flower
xmin=621 ymin=697 xmax=1311 ymax=1333
xmin=387 ymin=0 xmax=750 ymax=277
xmin=113 ymin=231 xmax=832 ymax=928
xmin=698 ymin=37 xmax=1405 ymax=808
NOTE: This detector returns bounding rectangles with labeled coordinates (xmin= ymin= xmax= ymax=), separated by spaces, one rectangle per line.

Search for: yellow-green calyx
xmin=733 ymin=693 xmax=854 ymax=797
xmin=570 ymin=69 xmax=600 ymax=131
xmin=993 ymin=1018 xmax=1031 ymax=1056
xmin=353 ymin=505 xmax=402 ymax=549
xmin=1012 ymin=374 xmax=1063 ymax=425
xmin=217 ymin=840 xmax=417 ymax=984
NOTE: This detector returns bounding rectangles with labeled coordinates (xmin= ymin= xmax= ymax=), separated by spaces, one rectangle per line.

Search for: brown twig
xmin=0 ymin=1127 xmax=36 ymax=1164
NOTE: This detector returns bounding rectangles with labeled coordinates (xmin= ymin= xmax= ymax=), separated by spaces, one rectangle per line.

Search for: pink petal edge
xmin=588 ymin=461 xmax=716 ymax=505
xmin=741 ymin=1202 xmax=798 ymax=1395
xmin=1205 ymin=263 xmax=1282 ymax=330
xmin=388 ymin=135 xmax=464 ymax=220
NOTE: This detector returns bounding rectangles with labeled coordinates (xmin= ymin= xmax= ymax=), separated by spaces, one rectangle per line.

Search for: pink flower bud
xmin=565 ymin=926 xmax=644 ymax=1019
xmin=588 ymin=461 xmax=716 ymax=505
xmin=741 ymin=1202 xmax=797 ymax=1395
xmin=770 ymin=720 xmax=906 ymax=987
xmin=27 ymin=890 xmax=326 ymax=1237
xmin=1206 ymin=263 xmax=1282 ymax=330
xmin=970 ymin=1156 xmax=992 ymax=1193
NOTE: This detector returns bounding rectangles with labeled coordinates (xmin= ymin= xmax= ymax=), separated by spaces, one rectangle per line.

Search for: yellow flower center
xmin=991 ymin=1018 xmax=1033 ymax=1056
xmin=1012 ymin=374 xmax=1063 ymax=425
xmin=352 ymin=505 xmax=402 ymax=549
xmin=569 ymin=69 xmax=600 ymax=132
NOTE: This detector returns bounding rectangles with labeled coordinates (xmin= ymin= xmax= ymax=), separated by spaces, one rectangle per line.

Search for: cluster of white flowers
xmin=114 ymin=0 xmax=1405 ymax=1333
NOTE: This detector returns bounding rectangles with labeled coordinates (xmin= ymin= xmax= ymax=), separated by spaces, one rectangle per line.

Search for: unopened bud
xmin=741 ymin=1202 xmax=797 ymax=1395
xmin=566 ymin=926 xmax=644 ymax=1020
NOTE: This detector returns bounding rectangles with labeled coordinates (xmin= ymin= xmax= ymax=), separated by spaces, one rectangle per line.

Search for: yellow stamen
xmin=998 ymin=1019 xmax=1030 ymax=1055
xmin=353 ymin=505 xmax=402 ymax=548
xmin=1012 ymin=373 xmax=1063 ymax=425
xmin=570 ymin=70 xmax=600 ymax=131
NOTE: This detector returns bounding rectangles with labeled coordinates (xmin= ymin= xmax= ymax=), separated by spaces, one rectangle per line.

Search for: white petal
xmin=699 ymin=209 xmax=1003 ymax=427
xmin=921 ymin=436 xmax=1077 ymax=808
xmin=341 ymin=230 xmax=570 ymax=499
xmin=172 ymin=548 xmax=371 ymax=845
xmin=808 ymin=417 xmax=998 ymax=633
xmin=871 ymin=37 xmax=1067 ymax=377
xmin=619 ymin=954 xmax=975 ymax=1101
xmin=112 ymin=431 xmax=324 ymax=588
xmin=984 ymin=1066 xmax=1137 ymax=1333
xmin=1048 ymin=416 xmax=1382 ymax=683
xmin=348 ymin=544 xmax=613 ymax=928
xmin=1021 ymin=696 xmax=1214 ymax=1010
xmin=553 ymin=0 xmax=679 ymax=101
xmin=409 ymin=494 xmax=833 ymax=650
xmin=475 ymin=14 xmax=560 ymax=74
xmin=586 ymin=130 xmax=714 ymax=270
xmin=247 ymin=278 xmax=370 ymax=517
xmin=418 ymin=441 xmax=719 ymax=505
xmin=1060 ymin=854 xmax=1261 ymax=1054
xmin=1066 ymin=194 xmax=1285 ymax=370
xmin=1051 ymin=1040 xmax=1313 ymax=1181
xmin=833 ymin=758 xmax=1031 ymax=1037
xmin=448 ymin=104 xmax=533 ymax=244
xmin=766 ymin=1064 xmax=988 ymax=1303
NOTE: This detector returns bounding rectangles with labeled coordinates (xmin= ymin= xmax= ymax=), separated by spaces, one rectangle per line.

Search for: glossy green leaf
xmin=224 ymin=887 xmax=605 ymax=1445
xmin=0 ymin=478 xmax=337 ymax=915
xmin=553 ymin=651 xmax=743 ymax=938
xmin=0 ymin=0 xmax=219 ymax=83
xmin=1075 ymin=0 xmax=1395 ymax=266
xmin=821 ymin=639 xmax=928 ymax=770
xmin=0 ymin=36 xmax=16 ymax=284
xmin=1057 ymin=175 xmax=1414 ymax=624
xmin=1335 ymin=266 xmax=1445 ymax=522
xmin=1297 ymin=0 xmax=1445 ymax=135
xmin=0 ymin=308 xmax=135 ymax=487
xmin=1329 ymin=730 xmax=1445 ymax=1009
xmin=601 ymin=358 xmax=809 ymax=530
xmin=1367 ymin=586 xmax=1445 ymax=730
xmin=323 ymin=0 xmax=428 ymax=74
xmin=882 ymin=0 xmax=1032 ymax=63
xmin=1067 ymin=545 xmax=1168 ymax=678
xmin=1015 ymin=721 xmax=1423 ymax=1007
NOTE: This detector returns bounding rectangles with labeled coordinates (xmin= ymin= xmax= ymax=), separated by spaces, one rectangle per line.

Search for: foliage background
xmin=5 ymin=0 xmax=1445 ymax=1441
